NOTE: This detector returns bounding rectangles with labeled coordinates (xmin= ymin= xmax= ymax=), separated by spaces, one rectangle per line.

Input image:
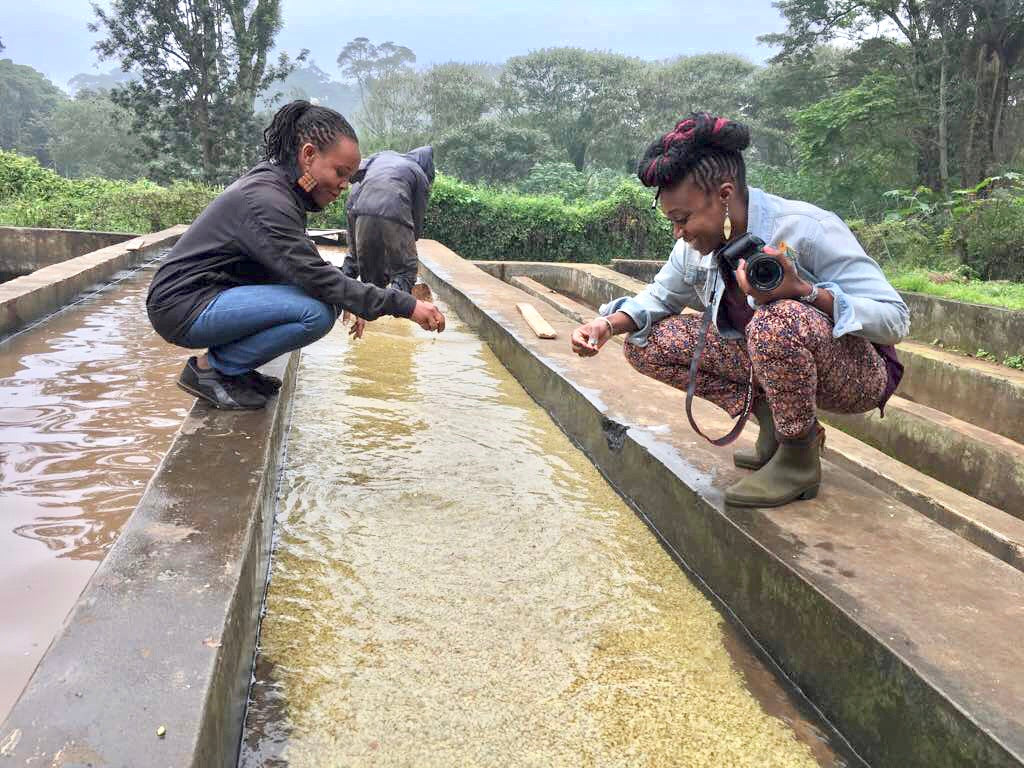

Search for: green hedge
xmin=313 ymin=174 xmax=674 ymax=263
xmin=0 ymin=151 xmax=217 ymax=232
xmin=0 ymin=151 xmax=673 ymax=262
xmin=4 ymin=150 xmax=1021 ymax=277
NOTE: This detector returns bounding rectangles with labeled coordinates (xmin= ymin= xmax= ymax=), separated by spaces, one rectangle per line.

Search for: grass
xmin=885 ymin=267 xmax=1024 ymax=311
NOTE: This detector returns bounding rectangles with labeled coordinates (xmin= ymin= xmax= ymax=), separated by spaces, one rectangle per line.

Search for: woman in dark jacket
xmin=147 ymin=101 xmax=445 ymax=410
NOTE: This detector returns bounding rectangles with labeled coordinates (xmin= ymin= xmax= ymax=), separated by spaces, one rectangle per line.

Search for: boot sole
xmin=725 ymin=484 xmax=820 ymax=508
xmin=176 ymin=380 xmax=267 ymax=410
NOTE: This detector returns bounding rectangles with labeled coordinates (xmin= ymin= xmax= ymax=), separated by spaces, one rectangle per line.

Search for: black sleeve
xmin=238 ymin=184 xmax=416 ymax=321
xmin=411 ymin=172 xmax=427 ymax=241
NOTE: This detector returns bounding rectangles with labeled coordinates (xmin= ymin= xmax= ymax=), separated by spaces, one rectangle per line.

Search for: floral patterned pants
xmin=623 ymin=301 xmax=887 ymax=440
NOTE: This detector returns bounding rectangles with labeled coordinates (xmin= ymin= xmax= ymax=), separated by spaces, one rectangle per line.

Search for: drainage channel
xmin=240 ymin=306 xmax=856 ymax=767
xmin=0 ymin=257 xmax=188 ymax=720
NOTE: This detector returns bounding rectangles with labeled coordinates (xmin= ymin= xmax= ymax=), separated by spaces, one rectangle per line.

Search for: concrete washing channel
xmin=0 ymin=231 xmax=1021 ymax=766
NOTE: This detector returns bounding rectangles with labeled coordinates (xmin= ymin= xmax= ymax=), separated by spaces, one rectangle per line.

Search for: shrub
xmin=954 ymin=198 xmax=1024 ymax=282
xmin=848 ymin=218 xmax=949 ymax=270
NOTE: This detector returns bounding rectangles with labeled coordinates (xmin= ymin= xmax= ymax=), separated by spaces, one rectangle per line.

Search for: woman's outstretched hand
xmin=571 ymin=318 xmax=612 ymax=357
xmin=736 ymin=253 xmax=812 ymax=306
xmin=411 ymin=300 xmax=446 ymax=333
xmin=341 ymin=310 xmax=367 ymax=339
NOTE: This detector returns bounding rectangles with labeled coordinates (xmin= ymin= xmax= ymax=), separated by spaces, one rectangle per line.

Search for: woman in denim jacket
xmin=570 ymin=113 xmax=909 ymax=507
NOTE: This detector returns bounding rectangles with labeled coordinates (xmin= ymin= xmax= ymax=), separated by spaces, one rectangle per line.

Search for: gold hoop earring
xmin=298 ymin=170 xmax=318 ymax=193
xmin=723 ymin=203 xmax=732 ymax=240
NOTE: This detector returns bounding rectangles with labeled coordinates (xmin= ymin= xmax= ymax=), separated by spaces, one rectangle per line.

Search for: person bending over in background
xmin=570 ymin=112 xmax=908 ymax=507
xmin=342 ymin=146 xmax=435 ymax=299
xmin=146 ymin=100 xmax=445 ymax=410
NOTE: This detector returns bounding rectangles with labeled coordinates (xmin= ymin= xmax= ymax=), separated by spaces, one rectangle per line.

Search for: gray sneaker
xmin=177 ymin=357 xmax=267 ymax=410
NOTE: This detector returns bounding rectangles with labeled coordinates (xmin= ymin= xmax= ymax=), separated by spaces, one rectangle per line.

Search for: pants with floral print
xmin=623 ymin=300 xmax=887 ymax=440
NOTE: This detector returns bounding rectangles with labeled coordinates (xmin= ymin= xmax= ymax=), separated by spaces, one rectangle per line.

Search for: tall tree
xmin=0 ymin=60 xmax=66 ymax=164
xmin=91 ymin=0 xmax=304 ymax=183
xmin=422 ymin=62 xmax=497 ymax=133
xmin=962 ymin=0 xmax=1024 ymax=182
xmin=435 ymin=121 xmax=558 ymax=184
xmin=68 ymin=66 xmax=138 ymax=95
xmin=499 ymin=48 xmax=644 ymax=171
xmin=47 ymin=91 xmax=148 ymax=179
xmin=760 ymin=0 xmax=967 ymax=190
xmin=258 ymin=61 xmax=360 ymax=117
xmin=639 ymin=54 xmax=758 ymax=138
xmin=336 ymin=37 xmax=416 ymax=139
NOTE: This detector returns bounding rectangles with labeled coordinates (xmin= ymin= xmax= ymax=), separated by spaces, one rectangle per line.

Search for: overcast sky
xmin=3 ymin=0 xmax=788 ymax=91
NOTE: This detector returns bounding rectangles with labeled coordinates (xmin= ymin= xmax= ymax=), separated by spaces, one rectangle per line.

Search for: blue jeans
xmin=181 ymin=284 xmax=336 ymax=375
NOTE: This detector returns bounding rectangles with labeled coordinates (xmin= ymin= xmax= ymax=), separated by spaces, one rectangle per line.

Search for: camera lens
xmin=748 ymin=254 xmax=784 ymax=292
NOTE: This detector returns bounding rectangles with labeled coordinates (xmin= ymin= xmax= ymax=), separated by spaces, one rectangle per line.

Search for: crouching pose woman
xmin=570 ymin=113 xmax=909 ymax=507
xmin=147 ymin=100 xmax=445 ymax=409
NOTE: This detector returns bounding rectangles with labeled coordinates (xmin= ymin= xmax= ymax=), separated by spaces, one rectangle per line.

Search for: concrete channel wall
xmin=0 ymin=227 xmax=138 ymax=279
xmin=0 ymin=226 xmax=186 ymax=339
xmin=608 ymin=258 xmax=1024 ymax=361
xmin=430 ymin=243 xmax=1024 ymax=768
xmin=0 ymin=352 xmax=299 ymax=767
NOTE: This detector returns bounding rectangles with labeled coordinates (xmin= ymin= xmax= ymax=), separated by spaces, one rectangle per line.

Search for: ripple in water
xmin=241 ymin=310 xmax=849 ymax=768
xmin=0 ymin=259 xmax=191 ymax=720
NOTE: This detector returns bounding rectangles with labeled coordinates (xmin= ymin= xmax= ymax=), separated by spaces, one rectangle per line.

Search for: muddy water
xmin=0 ymin=260 xmax=190 ymax=719
xmin=241 ymin=308 xmax=851 ymax=768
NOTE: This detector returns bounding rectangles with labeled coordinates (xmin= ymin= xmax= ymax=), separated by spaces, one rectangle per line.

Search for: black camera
xmin=716 ymin=232 xmax=785 ymax=292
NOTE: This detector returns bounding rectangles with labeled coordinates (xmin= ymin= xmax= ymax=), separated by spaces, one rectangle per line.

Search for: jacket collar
xmin=746 ymin=186 xmax=768 ymax=242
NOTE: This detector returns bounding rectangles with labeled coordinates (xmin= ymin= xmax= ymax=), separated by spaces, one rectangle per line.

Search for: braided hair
xmin=263 ymin=100 xmax=358 ymax=169
xmin=637 ymin=112 xmax=750 ymax=196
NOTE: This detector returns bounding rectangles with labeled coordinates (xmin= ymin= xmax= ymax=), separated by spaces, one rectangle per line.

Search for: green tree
xmin=639 ymin=54 xmax=758 ymax=137
xmin=422 ymin=62 xmax=498 ymax=132
xmin=336 ymin=37 xmax=417 ymax=140
xmin=793 ymin=73 xmax=919 ymax=215
xmin=258 ymin=61 xmax=360 ymax=116
xmin=47 ymin=91 xmax=148 ymax=179
xmin=91 ymin=0 xmax=303 ymax=183
xmin=961 ymin=2 xmax=1024 ymax=183
xmin=499 ymin=48 xmax=644 ymax=171
xmin=68 ymin=66 xmax=138 ymax=95
xmin=0 ymin=59 xmax=66 ymax=164
xmin=758 ymin=0 xmax=1018 ymax=191
xmin=434 ymin=121 xmax=558 ymax=184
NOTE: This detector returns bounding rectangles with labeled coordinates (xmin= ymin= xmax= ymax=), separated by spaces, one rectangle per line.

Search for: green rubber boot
xmin=733 ymin=397 xmax=778 ymax=470
xmin=725 ymin=424 xmax=824 ymax=508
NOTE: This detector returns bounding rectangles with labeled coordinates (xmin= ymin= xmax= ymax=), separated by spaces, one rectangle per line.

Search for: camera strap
xmin=685 ymin=303 xmax=754 ymax=446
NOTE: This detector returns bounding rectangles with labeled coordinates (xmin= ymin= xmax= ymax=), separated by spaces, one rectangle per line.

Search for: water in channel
xmin=241 ymin=305 xmax=851 ymax=768
xmin=0 ymin=258 xmax=189 ymax=720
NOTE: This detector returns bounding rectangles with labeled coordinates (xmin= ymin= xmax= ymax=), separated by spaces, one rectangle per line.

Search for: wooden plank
xmin=516 ymin=302 xmax=557 ymax=339
xmin=307 ymin=228 xmax=347 ymax=246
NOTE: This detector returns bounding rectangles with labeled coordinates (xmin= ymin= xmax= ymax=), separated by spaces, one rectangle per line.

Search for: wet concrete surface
xmin=0 ymin=260 xmax=190 ymax=720
xmin=416 ymin=240 xmax=1024 ymax=768
xmin=0 ymin=350 xmax=297 ymax=768
xmin=240 ymin=307 xmax=851 ymax=767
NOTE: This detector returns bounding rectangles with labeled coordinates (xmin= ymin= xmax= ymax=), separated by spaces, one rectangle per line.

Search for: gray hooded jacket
xmin=346 ymin=147 xmax=435 ymax=239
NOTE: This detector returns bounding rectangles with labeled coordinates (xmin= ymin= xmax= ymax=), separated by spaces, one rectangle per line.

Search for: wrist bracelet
xmin=798 ymin=284 xmax=819 ymax=304
xmin=598 ymin=315 xmax=615 ymax=336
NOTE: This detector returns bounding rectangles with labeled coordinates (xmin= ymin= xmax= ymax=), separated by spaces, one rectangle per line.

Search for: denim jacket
xmin=601 ymin=187 xmax=910 ymax=347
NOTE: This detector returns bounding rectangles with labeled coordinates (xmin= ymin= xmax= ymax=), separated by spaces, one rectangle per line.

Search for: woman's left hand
xmin=736 ymin=254 xmax=812 ymax=306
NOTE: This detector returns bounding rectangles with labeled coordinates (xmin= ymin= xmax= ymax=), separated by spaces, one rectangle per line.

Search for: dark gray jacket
xmin=147 ymin=161 xmax=416 ymax=345
xmin=346 ymin=147 xmax=435 ymax=239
